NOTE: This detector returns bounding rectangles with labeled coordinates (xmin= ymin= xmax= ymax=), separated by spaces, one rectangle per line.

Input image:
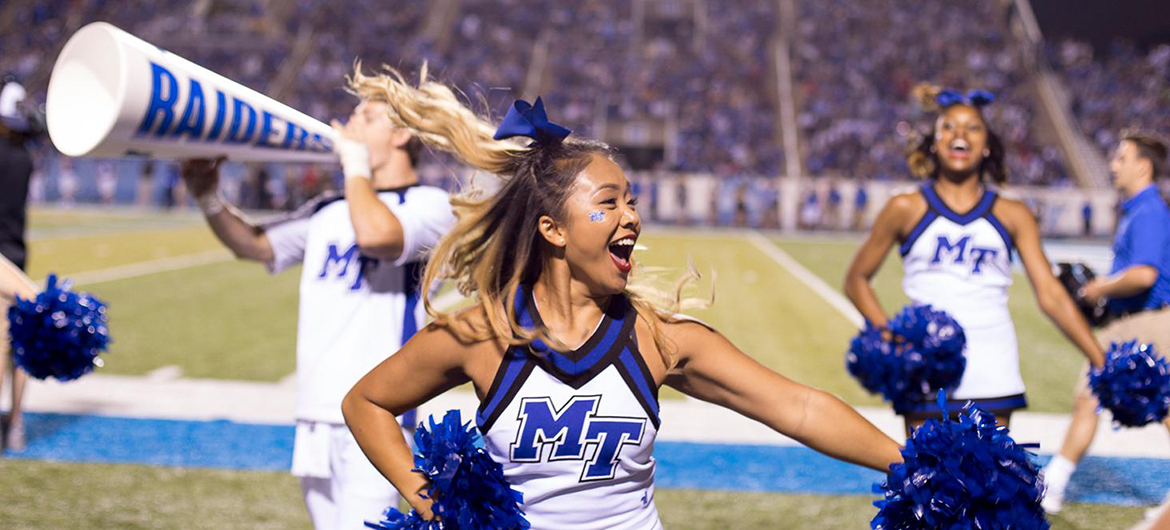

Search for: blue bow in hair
xmin=493 ymin=97 xmax=572 ymax=144
xmin=936 ymin=88 xmax=996 ymax=108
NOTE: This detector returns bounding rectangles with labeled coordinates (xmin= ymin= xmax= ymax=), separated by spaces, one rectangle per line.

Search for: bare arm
xmin=344 ymin=177 xmax=406 ymax=260
xmin=180 ymin=159 xmax=274 ymax=263
xmin=1005 ymin=201 xmax=1105 ymax=368
xmin=844 ymin=195 xmax=917 ymax=327
xmin=0 ymin=253 xmax=37 ymax=303
xmin=342 ymin=321 xmax=480 ymax=517
xmin=332 ymin=117 xmax=408 ymax=261
xmin=1083 ymin=265 xmax=1159 ymax=301
xmin=664 ymin=321 xmax=903 ymax=472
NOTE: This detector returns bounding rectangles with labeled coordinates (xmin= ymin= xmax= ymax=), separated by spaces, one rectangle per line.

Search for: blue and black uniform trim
xmin=476 ymin=285 xmax=660 ymax=432
xmin=899 ymin=184 xmax=1014 ymax=257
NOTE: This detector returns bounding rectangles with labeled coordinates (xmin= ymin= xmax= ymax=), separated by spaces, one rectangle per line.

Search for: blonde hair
xmin=349 ymin=65 xmax=703 ymax=365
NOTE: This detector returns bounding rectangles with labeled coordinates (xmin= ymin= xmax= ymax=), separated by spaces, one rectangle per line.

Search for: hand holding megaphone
xmin=47 ymin=22 xmax=338 ymax=163
xmin=180 ymin=158 xmax=223 ymax=198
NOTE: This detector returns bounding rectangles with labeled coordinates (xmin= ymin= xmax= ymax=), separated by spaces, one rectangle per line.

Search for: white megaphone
xmin=47 ymin=22 xmax=338 ymax=163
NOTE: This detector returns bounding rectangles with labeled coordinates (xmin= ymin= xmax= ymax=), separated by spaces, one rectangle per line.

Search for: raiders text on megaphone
xmin=136 ymin=61 xmax=333 ymax=154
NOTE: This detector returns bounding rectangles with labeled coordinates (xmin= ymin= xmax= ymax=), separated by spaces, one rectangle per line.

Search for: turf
xmin=26 ymin=227 xmax=225 ymax=279
xmin=0 ymin=459 xmax=1150 ymax=529
xmin=27 ymin=208 xmax=207 ymax=240
xmin=20 ymin=210 xmax=1099 ymax=407
xmin=0 ymin=459 xmax=310 ymax=530
xmin=636 ymin=232 xmax=880 ymax=404
xmin=8 ymin=209 xmax=1157 ymax=529
xmin=87 ymin=260 xmax=301 ymax=380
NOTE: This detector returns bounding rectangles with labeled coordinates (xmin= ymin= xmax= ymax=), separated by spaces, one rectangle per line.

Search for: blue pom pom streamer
xmin=365 ymin=409 xmax=529 ymax=530
xmin=365 ymin=509 xmax=443 ymax=530
xmin=7 ymin=274 xmax=110 ymax=381
xmin=846 ymin=304 xmax=966 ymax=410
xmin=872 ymin=392 xmax=1049 ymax=529
xmin=1089 ymin=341 xmax=1170 ymax=428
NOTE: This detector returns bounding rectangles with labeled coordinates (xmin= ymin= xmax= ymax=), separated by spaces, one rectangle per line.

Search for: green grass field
xmin=2 ymin=208 xmax=1149 ymax=528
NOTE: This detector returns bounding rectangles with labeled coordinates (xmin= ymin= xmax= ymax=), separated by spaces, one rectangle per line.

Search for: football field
xmin=1 ymin=207 xmax=1160 ymax=529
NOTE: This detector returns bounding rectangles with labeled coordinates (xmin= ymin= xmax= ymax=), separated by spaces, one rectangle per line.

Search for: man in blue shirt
xmin=1044 ymin=132 xmax=1170 ymax=514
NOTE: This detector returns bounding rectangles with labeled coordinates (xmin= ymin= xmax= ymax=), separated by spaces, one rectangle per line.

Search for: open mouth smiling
xmin=608 ymin=235 xmax=636 ymax=273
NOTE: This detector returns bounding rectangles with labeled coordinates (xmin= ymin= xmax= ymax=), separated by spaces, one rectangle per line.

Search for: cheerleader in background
xmin=843 ymin=85 xmax=1105 ymax=434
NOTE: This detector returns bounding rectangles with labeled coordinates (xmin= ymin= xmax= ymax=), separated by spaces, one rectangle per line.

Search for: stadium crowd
xmin=2 ymin=0 xmax=1161 ymax=225
xmin=1051 ymin=38 xmax=1170 ymax=157
xmin=795 ymin=0 xmax=1070 ymax=186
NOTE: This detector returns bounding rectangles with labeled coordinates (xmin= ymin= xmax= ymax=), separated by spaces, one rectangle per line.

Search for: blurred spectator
xmin=137 ymin=161 xmax=155 ymax=207
xmin=57 ymin=158 xmax=78 ymax=206
xmin=1082 ymin=199 xmax=1092 ymax=237
xmin=799 ymin=190 xmax=821 ymax=230
xmin=853 ymin=183 xmax=869 ymax=230
xmin=97 ymin=161 xmax=117 ymax=205
xmin=826 ymin=181 xmax=843 ymax=229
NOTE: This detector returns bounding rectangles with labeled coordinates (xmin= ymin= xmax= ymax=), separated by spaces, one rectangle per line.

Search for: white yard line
xmin=746 ymin=231 xmax=864 ymax=327
xmin=60 ymin=249 xmax=234 ymax=287
xmin=144 ymin=365 xmax=183 ymax=382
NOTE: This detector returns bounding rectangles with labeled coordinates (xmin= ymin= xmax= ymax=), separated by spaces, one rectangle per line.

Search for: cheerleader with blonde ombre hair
xmin=341 ymin=66 xmax=903 ymax=529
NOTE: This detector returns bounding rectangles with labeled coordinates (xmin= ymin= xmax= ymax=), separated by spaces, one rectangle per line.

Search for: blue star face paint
xmin=589 ymin=210 xmax=606 ymax=223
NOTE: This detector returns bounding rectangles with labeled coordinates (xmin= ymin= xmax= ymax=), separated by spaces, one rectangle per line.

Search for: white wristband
xmin=195 ymin=192 xmax=227 ymax=216
xmin=337 ymin=136 xmax=372 ymax=180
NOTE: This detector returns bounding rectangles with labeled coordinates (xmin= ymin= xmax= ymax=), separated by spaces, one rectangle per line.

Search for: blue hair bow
xmin=936 ymin=88 xmax=996 ymax=108
xmin=493 ymin=97 xmax=571 ymax=145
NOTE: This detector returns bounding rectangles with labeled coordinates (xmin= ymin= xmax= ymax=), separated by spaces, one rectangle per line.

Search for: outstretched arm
xmin=664 ymin=321 xmax=902 ymax=472
xmin=1006 ymin=202 xmax=1105 ymax=367
xmin=342 ymin=321 xmax=481 ymax=517
xmin=1082 ymin=266 xmax=1159 ymax=301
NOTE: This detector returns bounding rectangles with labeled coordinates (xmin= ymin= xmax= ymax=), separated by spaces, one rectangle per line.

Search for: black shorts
xmin=897 ymin=393 xmax=1027 ymax=422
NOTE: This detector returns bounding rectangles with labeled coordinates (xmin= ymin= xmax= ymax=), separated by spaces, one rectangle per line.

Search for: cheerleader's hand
xmin=408 ymin=491 xmax=436 ymax=521
xmin=179 ymin=157 xmax=224 ymax=199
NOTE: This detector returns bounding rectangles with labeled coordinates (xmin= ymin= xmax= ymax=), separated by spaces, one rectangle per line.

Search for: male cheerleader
xmin=181 ymin=99 xmax=455 ymax=529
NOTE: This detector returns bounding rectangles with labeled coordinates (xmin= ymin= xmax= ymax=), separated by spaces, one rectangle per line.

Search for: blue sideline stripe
xmin=4 ymin=412 xmax=294 ymax=471
xmin=656 ymin=442 xmax=1170 ymax=506
xmin=4 ymin=413 xmax=1168 ymax=506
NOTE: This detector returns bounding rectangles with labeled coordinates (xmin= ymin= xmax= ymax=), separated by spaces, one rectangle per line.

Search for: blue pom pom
xmin=7 ymin=274 xmax=110 ymax=381
xmin=1089 ymin=341 xmax=1170 ymax=428
xmin=846 ymin=305 xmax=966 ymax=410
xmin=365 ymin=410 xmax=529 ymax=530
xmin=872 ymin=392 xmax=1049 ymax=529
